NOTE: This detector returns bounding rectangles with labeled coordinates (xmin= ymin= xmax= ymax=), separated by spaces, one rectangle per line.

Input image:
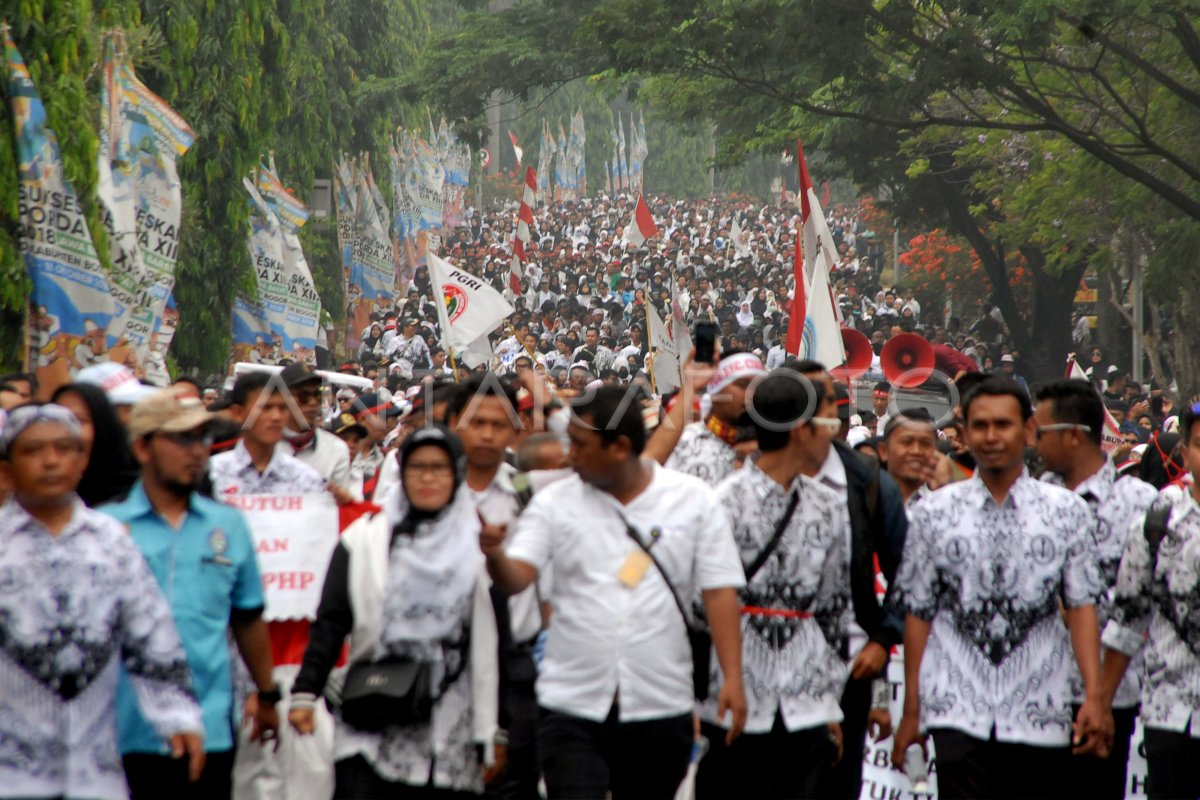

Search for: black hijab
xmin=392 ymin=425 xmax=465 ymax=536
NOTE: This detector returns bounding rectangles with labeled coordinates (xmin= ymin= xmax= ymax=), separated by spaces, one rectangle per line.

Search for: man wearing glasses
xmin=1033 ymin=379 xmax=1157 ymax=799
xmin=105 ymin=387 xmax=279 ymax=798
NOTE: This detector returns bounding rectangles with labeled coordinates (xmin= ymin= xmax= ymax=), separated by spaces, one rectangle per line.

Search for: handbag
xmin=339 ymin=660 xmax=433 ymax=731
xmin=619 ymin=519 xmax=713 ymax=702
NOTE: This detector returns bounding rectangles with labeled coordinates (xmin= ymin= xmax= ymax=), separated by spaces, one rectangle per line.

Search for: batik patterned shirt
xmin=209 ymin=439 xmax=327 ymax=497
xmin=700 ymin=464 xmax=851 ymax=733
xmin=891 ymin=471 xmax=1104 ymax=745
xmin=1104 ymin=485 xmax=1200 ymax=736
xmin=0 ymin=499 xmax=201 ymax=799
xmin=666 ymin=422 xmax=736 ymax=486
xmin=1042 ymin=460 xmax=1157 ymax=707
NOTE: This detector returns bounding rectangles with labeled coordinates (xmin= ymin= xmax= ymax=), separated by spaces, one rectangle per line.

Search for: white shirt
xmin=1042 ymin=460 xmax=1156 ymax=707
xmin=507 ymin=462 xmax=744 ymax=722
xmin=468 ymin=463 xmax=544 ymax=643
xmin=283 ymin=427 xmax=359 ymax=499
xmin=700 ymin=465 xmax=851 ymax=733
xmin=1105 ymin=485 xmax=1200 ymax=735
xmin=892 ymin=472 xmax=1104 ymax=745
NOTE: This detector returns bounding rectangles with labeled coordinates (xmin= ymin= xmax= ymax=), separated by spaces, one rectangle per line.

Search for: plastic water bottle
xmin=903 ymin=743 xmax=930 ymax=793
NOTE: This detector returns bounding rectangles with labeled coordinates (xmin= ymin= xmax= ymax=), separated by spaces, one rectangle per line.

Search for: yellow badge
xmin=618 ymin=549 xmax=653 ymax=588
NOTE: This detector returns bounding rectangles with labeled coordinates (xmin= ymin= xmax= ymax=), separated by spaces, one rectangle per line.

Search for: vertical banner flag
xmin=554 ymin=121 xmax=568 ymax=201
xmin=349 ymin=157 xmax=396 ymax=347
xmin=508 ymin=130 xmax=523 ymax=167
xmin=537 ymin=120 xmax=554 ymax=205
xmin=647 ymin=303 xmax=680 ymax=393
xmin=510 ymin=167 xmax=536 ymax=296
xmin=617 ymin=114 xmax=629 ymax=191
xmin=8 ymin=27 xmax=117 ymax=392
xmin=97 ymin=36 xmax=194 ymax=379
xmin=635 ymin=111 xmax=648 ymax=193
xmin=786 ymin=141 xmax=843 ymax=370
xmin=334 ymin=154 xmax=360 ymax=349
xmin=258 ymin=159 xmax=321 ymax=365
xmin=230 ymin=177 xmax=288 ymax=367
xmin=624 ymin=195 xmax=658 ymax=247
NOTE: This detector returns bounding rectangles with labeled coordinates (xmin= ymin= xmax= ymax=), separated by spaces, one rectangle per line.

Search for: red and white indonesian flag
xmin=624 ymin=194 xmax=659 ymax=246
xmin=428 ymin=252 xmax=515 ymax=351
xmin=509 ymin=167 xmax=536 ymax=295
xmin=1066 ymin=355 xmax=1124 ymax=453
xmin=508 ymin=130 xmax=523 ymax=165
xmin=785 ymin=141 xmax=843 ymax=370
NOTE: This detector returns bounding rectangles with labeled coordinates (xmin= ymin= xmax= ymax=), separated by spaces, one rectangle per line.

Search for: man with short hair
xmin=697 ymin=372 xmax=853 ymax=798
xmin=880 ymin=409 xmax=939 ymax=506
xmin=892 ymin=378 xmax=1108 ymax=799
xmin=481 ymin=386 xmax=748 ymax=799
xmin=383 ymin=318 xmax=431 ymax=378
xmin=1033 ymin=379 xmax=1157 ymax=799
xmin=277 ymin=363 xmax=358 ymax=501
xmin=0 ymin=404 xmax=203 ymax=799
xmin=107 ymin=387 xmax=280 ymax=799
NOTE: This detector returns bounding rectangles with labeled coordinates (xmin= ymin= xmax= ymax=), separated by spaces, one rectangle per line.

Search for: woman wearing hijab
xmin=50 ymin=382 xmax=139 ymax=507
xmin=359 ymin=323 xmax=384 ymax=361
xmin=750 ymin=288 xmax=768 ymax=318
xmin=735 ymin=300 xmax=756 ymax=331
xmin=289 ymin=426 xmax=499 ymax=799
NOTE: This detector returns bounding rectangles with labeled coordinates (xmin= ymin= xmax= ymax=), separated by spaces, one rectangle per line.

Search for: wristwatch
xmin=257 ymin=685 xmax=283 ymax=706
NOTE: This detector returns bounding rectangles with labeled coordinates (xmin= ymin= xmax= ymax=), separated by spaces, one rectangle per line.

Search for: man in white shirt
xmin=480 ymin=386 xmax=748 ymax=799
xmin=891 ymin=377 xmax=1109 ymax=799
xmin=276 ymin=363 xmax=359 ymax=502
xmin=383 ymin=318 xmax=431 ymax=378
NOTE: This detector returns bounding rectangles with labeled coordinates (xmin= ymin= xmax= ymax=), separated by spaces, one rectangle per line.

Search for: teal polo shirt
xmin=104 ymin=482 xmax=264 ymax=754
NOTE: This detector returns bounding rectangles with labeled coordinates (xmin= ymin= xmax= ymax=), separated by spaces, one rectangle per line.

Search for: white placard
xmin=224 ymin=492 xmax=340 ymax=621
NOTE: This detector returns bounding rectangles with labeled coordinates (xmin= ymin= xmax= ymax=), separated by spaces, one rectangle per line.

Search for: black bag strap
xmin=619 ymin=516 xmax=701 ymax=631
xmin=743 ymin=488 xmax=801 ymax=583
xmin=1143 ymin=502 xmax=1173 ymax=567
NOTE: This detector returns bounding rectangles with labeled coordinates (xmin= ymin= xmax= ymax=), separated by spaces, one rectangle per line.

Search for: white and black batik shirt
xmin=0 ymin=500 xmax=201 ymax=800
xmin=700 ymin=464 xmax=852 ymax=733
xmin=1104 ymin=484 xmax=1200 ymax=737
xmin=666 ymin=422 xmax=736 ymax=486
xmin=209 ymin=438 xmax=328 ymax=496
xmin=1042 ymin=460 xmax=1157 ymax=708
xmin=891 ymin=471 xmax=1104 ymax=745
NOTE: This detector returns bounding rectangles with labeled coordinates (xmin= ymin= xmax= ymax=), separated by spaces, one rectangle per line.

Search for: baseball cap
xmin=1000 ymin=354 xmax=1015 ymax=364
xmin=336 ymin=388 xmax=357 ymax=401
xmin=279 ymin=362 xmax=322 ymax=389
xmin=329 ymin=412 xmax=368 ymax=439
xmin=76 ymin=362 xmax=157 ymax=406
xmin=128 ymin=386 xmax=214 ymax=440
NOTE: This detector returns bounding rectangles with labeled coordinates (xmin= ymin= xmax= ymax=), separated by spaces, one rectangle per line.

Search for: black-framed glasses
xmin=1035 ymin=423 xmax=1091 ymax=440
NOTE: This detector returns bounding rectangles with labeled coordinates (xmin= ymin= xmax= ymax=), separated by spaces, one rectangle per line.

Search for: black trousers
xmin=696 ymin=713 xmax=837 ymax=800
xmin=930 ymin=728 xmax=1072 ymax=800
xmin=485 ymin=652 xmax=541 ymax=799
xmin=333 ymin=754 xmax=479 ymax=799
xmin=1144 ymin=725 xmax=1200 ymax=800
xmin=123 ymin=749 xmax=235 ymax=800
xmin=814 ymin=673 xmax=871 ymax=800
xmin=1066 ymin=703 xmax=1137 ymax=800
xmin=537 ymin=703 xmax=692 ymax=800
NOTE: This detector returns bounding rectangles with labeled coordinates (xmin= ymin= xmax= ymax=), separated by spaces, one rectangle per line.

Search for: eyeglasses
xmin=1035 ymin=423 xmax=1091 ymax=440
xmin=158 ymin=429 xmax=215 ymax=448
xmin=404 ymin=462 xmax=454 ymax=478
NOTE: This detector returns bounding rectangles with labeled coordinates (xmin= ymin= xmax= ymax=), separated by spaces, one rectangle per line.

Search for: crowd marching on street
xmin=3 ymin=192 xmax=1200 ymax=800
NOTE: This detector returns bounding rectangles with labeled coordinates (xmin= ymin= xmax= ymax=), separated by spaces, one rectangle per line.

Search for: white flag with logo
xmin=428 ymin=252 xmax=515 ymax=350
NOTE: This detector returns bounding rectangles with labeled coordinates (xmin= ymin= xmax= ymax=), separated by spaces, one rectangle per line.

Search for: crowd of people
xmin=0 ymin=192 xmax=1197 ymax=800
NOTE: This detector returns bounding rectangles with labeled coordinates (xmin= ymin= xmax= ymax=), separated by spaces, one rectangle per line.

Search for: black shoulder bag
xmin=743 ymin=489 xmax=801 ymax=583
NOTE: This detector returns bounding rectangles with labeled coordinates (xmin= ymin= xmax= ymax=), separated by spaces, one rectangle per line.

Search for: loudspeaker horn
xmin=831 ymin=327 xmax=874 ymax=382
xmin=881 ymin=333 xmax=935 ymax=388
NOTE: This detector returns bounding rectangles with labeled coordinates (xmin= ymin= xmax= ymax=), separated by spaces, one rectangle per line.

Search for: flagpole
xmin=447 ymin=347 xmax=460 ymax=383
xmin=507 ymin=323 xmax=545 ymax=374
xmin=643 ymin=294 xmax=656 ymax=393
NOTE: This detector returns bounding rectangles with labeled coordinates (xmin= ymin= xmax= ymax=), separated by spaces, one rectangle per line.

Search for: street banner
xmin=8 ymin=28 xmax=116 ymax=393
xmin=258 ymin=160 xmax=321 ymax=365
xmin=345 ymin=157 xmax=395 ymax=349
xmin=223 ymin=492 xmax=339 ymax=621
xmin=97 ymin=38 xmax=194 ymax=378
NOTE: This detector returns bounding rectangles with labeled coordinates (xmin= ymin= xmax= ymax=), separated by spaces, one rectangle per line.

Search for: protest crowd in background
xmin=6 ymin=26 xmax=1199 ymax=799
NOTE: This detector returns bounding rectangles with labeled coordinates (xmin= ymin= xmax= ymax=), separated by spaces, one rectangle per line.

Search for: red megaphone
xmin=831 ymin=327 xmax=873 ymax=382
xmin=881 ymin=333 xmax=935 ymax=388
